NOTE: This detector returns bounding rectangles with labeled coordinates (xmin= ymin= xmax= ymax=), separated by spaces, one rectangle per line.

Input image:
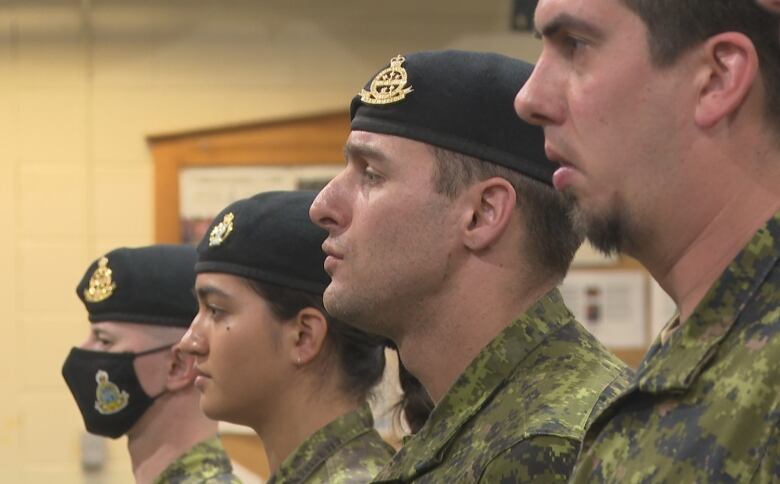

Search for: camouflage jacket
xmin=372 ymin=289 xmax=631 ymax=483
xmin=571 ymin=212 xmax=780 ymax=483
xmin=268 ymin=403 xmax=395 ymax=484
xmin=154 ymin=436 xmax=241 ymax=484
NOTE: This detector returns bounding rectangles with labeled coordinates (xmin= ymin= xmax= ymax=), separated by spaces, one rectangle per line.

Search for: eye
xmin=206 ymin=304 xmax=224 ymax=320
xmin=363 ymin=167 xmax=383 ymax=185
xmin=563 ymin=35 xmax=587 ymax=56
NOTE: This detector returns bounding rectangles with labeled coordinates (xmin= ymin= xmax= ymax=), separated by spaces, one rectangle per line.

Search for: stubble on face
xmin=320 ymin=137 xmax=457 ymax=340
xmin=322 ymin=194 xmax=454 ymax=341
xmin=564 ymin=190 xmax=626 ymax=257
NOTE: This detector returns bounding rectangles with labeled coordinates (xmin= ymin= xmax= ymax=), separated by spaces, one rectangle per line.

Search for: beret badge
xmin=209 ymin=212 xmax=235 ymax=247
xmin=360 ymin=55 xmax=413 ymax=105
xmin=84 ymin=257 xmax=117 ymax=303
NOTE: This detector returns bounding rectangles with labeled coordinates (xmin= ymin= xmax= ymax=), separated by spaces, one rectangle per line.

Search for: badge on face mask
xmin=61 ymin=345 xmax=171 ymax=439
xmin=94 ymin=370 xmax=129 ymax=415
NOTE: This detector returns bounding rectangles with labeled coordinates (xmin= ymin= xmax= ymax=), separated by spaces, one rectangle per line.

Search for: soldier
xmin=62 ymin=245 xmax=240 ymax=484
xmin=178 ymin=191 xmax=401 ymax=483
xmin=516 ymin=0 xmax=780 ymax=482
xmin=309 ymin=50 xmax=631 ymax=482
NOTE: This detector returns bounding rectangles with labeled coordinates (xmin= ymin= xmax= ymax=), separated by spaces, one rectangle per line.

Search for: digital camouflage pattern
xmin=268 ymin=403 xmax=395 ymax=484
xmin=571 ymin=212 xmax=780 ymax=483
xmin=372 ymin=289 xmax=631 ymax=483
xmin=153 ymin=436 xmax=241 ymax=484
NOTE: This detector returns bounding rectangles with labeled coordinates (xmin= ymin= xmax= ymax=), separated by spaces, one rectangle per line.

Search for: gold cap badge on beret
xmin=360 ymin=55 xmax=413 ymax=105
xmin=209 ymin=212 xmax=235 ymax=247
xmin=84 ymin=257 xmax=117 ymax=303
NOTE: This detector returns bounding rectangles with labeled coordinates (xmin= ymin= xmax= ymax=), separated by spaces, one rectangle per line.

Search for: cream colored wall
xmin=0 ymin=1 xmax=540 ymax=482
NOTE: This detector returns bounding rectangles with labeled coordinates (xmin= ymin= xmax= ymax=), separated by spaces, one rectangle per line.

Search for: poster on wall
xmin=179 ymin=165 xmax=342 ymax=244
xmin=560 ymin=270 xmax=647 ymax=348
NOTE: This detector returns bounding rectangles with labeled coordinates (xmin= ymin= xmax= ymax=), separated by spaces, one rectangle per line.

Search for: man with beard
xmin=310 ymin=50 xmax=630 ymax=482
xmin=516 ymin=0 xmax=780 ymax=481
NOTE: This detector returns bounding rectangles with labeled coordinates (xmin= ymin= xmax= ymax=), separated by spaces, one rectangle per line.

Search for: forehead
xmin=535 ymin=0 xmax=636 ymax=33
xmin=345 ymin=130 xmax=436 ymax=163
xmin=195 ymin=272 xmax=252 ymax=298
xmin=90 ymin=321 xmax=147 ymax=343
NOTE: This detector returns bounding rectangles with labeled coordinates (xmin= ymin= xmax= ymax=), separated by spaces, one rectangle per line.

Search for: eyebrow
xmin=195 ymin=285 xmax=230 ymax=301
xmin=343 ymin=142 xmax=391 ymax=164
xmin=535 ymin=13 xmax=605 ymax=41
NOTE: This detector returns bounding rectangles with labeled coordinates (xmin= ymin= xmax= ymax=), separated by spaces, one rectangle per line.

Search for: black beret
xmin=351 ymin=50 xmax=553 ymax=185
xmin=195 ymin=191 xmax=328 ymax=294
xmin=76 ymin=245 xmax=198 ymax=327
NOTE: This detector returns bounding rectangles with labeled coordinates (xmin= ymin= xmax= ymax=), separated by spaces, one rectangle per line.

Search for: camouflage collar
xmin=636 ymin=211 xmax=780 ymax=394
xmin=153 ymin=436 xmax=234 ymax=484
xmin=381 ymin=289 xmax=574 ymax=480
xmin=268 ymin=403 xmax=375 ymax=483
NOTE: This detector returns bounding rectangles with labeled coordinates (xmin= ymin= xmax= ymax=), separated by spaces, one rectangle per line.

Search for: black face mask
xmin=61 ymin=344 xmax=171 ymax=439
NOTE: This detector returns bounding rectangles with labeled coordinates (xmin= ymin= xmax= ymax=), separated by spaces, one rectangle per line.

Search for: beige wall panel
xmin=93 ymin=164 xmax=152 ymax=239
xmin=220 ymin=89 xmax=348 ymax=125
xmin=21 ymin=317 xmax=84 ymax=392
xmin=17 ymin=88 xmax=88 ymax=164
xmin=447 ymin=32 xmax=542 ymax=62
xmin=0 ymin=94 xmax=20 ymax=160
xmin=18 ymin=238 xmax=88 ymax=316
xmin=15 ymin=2 xmax=87 ymax=88
xmin=0 ymin=347 xmax=20 ymax=476
xmin=91 ymin=87 xmax=229 ymax=163
xmin=0 ymin=7 xmax=15 ymax=87
xmin=20 ymin=393 xmax=83 ymax=465
xmin=18 ymin=163 xmax=88 ymax=237
xmin=94 ymin=237 xmax=156 ymax=256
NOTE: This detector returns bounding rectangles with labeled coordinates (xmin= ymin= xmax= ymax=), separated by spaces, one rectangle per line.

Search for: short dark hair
xmin=621 ymin=0 xmax=780 ymax=131
xmin=431 ymin=147 xmax=582 ymax=281
xmin=246 ymin=279 xmax=387 ymax=401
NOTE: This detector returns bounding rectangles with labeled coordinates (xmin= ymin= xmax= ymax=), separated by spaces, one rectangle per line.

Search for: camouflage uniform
xmin=154 ymin=436 xmax=241 ymax=484
xmin=268 ymin=403 xmax=395 ymax=484
xmin=571 ymin=212 xmax=780 ymax=483
xmin=372 ymin=289 xmax=631 ymax=483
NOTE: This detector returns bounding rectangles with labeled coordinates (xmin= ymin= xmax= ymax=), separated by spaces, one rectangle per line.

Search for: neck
xmin=634 ymin=143 xmax=780 ymax=322
xmin=396 ymin=264 xmax=556 ymax=403
xmin=127 ymin=389 xmax=218 ymax=484
xmin=249 ymin=378 xmax=359 ymax=473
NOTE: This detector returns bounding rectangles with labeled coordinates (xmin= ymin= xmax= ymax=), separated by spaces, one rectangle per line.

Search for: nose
xmin=514 ymin=59 xmax=564 ymax=126
xmin=179 ymin=317 xmax=208 ymax=356
xmin=310 ymin=171 xmax=350 ymax=234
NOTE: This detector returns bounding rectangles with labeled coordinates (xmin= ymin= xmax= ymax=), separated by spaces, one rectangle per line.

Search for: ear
xmin=283 ymin=307 xmax=329 ymax=367
xmin=165 ymin=345 xmax=198 ymax=391
xmin=694 ymin=32 xmax=760 ymax=128
xmin=460 ymin=177 xmax=516 ymax=251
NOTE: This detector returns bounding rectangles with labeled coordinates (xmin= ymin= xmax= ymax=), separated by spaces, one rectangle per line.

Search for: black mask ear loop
xmin=133 ymin=343 xmax=176 ymax=400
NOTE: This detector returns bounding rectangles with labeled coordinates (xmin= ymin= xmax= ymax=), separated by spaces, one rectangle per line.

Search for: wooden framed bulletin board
xmin=150 ymin=111 xmax=351 ymax=245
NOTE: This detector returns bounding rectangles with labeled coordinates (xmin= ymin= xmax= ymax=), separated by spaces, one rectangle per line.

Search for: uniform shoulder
xmin=478 ymin=434 xmax=579 ymax=483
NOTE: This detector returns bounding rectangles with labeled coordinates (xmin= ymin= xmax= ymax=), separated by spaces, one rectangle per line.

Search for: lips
xmin=194 ymin=366 xmax=211 ymax=379
xmin=544 ymin=143 xmax=579 ymax=192
xmin=322 ymin=241 xmax=344 ymax=275
xmin=321 ymin=241 xmax=344 ymax=260
xmin=193 ymin=366 xmax=211 ymax=390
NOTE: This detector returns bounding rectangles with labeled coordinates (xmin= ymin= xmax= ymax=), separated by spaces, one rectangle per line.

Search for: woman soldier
xmin=179 ymin=190 xmax=405 ymax=483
